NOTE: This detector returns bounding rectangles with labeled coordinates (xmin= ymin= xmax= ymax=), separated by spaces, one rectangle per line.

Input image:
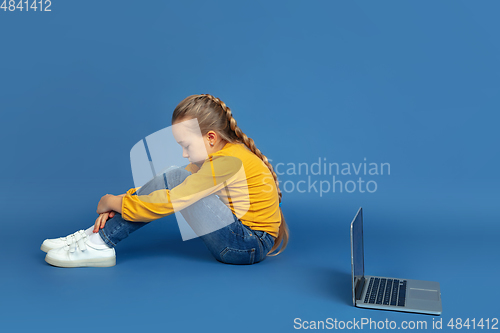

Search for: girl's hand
xmin=97 ymin=194 xmax=124 ymax=215
xmin=94 ymin=211 xmax=116 ymax=233
xmin=97 ymin=194 xmax=113 ymax=214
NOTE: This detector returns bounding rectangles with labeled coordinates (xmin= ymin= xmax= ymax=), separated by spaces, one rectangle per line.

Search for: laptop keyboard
xmin=363 ymin=277 xmax=407 ymax=306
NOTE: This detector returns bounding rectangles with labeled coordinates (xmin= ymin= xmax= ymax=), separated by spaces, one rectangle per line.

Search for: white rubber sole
xmin=40 ymin=243 xmax=54 ymax=253
xmin=45 ymin=254 xmax=116 ymax=268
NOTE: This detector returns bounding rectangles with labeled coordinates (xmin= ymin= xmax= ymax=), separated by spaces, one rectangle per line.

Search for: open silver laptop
xmin=350 ymin=207 xmax=442 ymax=315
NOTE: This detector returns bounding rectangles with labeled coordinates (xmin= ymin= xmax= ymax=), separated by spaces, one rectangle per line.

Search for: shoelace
xmin=64 ymin=230 xmax=88 ymax=253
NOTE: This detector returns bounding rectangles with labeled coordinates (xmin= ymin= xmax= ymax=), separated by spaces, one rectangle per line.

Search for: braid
xmin=200 ymin=94 xmax=283 ymax=203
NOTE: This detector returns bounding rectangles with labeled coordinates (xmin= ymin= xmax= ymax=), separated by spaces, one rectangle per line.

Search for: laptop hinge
xmin=355 ymin=276 xmax=365 ymax=301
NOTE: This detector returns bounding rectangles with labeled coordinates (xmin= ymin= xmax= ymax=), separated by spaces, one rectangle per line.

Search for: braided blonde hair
xmin=171 ymin=94 xmax=289 ymax=256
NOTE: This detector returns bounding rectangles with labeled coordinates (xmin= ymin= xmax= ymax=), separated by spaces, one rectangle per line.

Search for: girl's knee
xmin=164 ymin=167 xmax=191 ymax=188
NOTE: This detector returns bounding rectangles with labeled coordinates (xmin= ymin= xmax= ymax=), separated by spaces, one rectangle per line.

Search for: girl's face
xmin=172 ymin=119 xmax=209 ymax=165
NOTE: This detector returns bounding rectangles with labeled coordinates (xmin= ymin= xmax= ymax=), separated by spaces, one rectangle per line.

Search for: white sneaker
xmin=41 ymin=229 xmax=93 ymax=253
xmin=45 ymin=230 xmax=116 ymax=268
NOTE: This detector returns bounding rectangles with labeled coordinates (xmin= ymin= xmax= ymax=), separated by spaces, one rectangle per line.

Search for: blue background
xmin=1 ymin=0 xmax=498 ymax=332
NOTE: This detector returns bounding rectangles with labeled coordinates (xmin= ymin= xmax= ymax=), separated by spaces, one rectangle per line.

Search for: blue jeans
xmin=98 ymin=167 xmax=276 ymax=265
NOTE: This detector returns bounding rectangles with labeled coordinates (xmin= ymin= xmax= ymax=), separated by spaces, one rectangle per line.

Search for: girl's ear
xmin=207 ymin=131 xmax=217 ymax=141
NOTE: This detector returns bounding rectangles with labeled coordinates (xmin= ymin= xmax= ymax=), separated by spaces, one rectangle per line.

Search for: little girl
xmin=41 ymin=94 xmax=289 ymax=267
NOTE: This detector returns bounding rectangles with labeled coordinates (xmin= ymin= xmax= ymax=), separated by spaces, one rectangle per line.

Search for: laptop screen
xmin=352 ymin=208 xmax=364 ymax=277
xmin=351 ymin=207 xmax=365 ymax=303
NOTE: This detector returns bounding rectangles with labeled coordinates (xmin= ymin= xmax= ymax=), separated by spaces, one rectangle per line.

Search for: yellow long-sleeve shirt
xmin=121 ymin=142 xmax=281 ymax=238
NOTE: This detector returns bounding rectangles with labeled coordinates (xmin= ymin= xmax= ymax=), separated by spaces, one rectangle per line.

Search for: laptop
xmin=350 ymin=207 xmax=442 ymax=315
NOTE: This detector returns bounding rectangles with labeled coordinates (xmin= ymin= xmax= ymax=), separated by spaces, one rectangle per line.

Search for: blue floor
xmin=2 ymin=187 xmax=498 ymax=332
